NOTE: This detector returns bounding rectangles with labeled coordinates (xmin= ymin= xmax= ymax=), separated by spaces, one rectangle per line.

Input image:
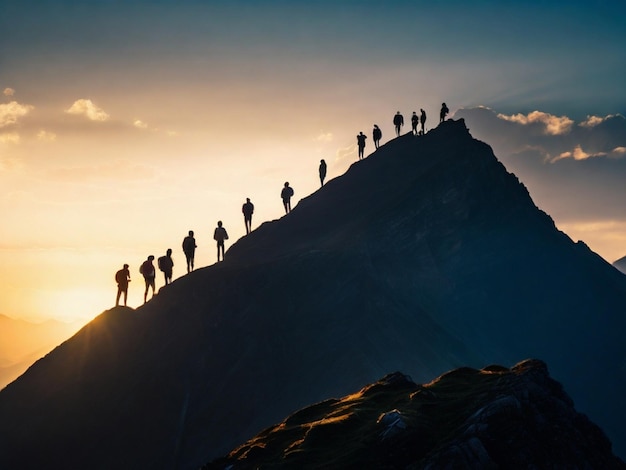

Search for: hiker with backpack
xmin=182 ymin=230 xmax=197 ymax=273
xmin=420 ymin=109 xmax=427 ymax=134
xmin=158 ymin=249 xmax=174 ymax=285
xmin=115 ymin=263 xmax=131 ymax=307
xmin=393 ymin=111 xmax=404 ymax=136
xmin=440 ymin=103 xmax=449 ymax=123
xmin=139 ymin=255 xmax=156 ymax=303
xmin=372 ymin=125 xmax=382 ymax=149
xmin=214 ymin=221 xmax=229 ymax=262
xmin=281 ymin=182 xmax=294 ymax=214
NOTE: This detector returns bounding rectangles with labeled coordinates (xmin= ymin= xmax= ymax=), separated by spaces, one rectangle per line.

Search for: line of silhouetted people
xmin=114 ymin=186 xmax=291 ymax=306
xmin=115 ymin=103 xmax=450 ymax=307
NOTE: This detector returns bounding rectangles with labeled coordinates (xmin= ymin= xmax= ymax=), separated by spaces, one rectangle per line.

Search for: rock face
xmin=205 ymin=359 xmax=626 ymax=469
xmin=0 ymin=120 xmax=625 ymax=469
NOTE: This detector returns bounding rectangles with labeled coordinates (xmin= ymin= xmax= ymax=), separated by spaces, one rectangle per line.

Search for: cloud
xmin=36 ymin=130 xmax=57 ymax=142
xmin=0 ymin=132 xmax=21 ymax=144
xmin=453 ymin=106 xmax=626 ymax=228
xmin=3 ymin=88 xmax=15 ymax=97
xmin=579 ymin=114 xmax=621 ymax=128
xmin=497 ymin=110 xmax=574 ymax=135
xmin=552 ymin=145 xmax=606 ymax=162
xmin=0 ymin=101 xmax=34 ymax=128
xmin=133 ymin=119 xmax=148 ymax=129
xmin=334 ymin=143 xmax=356 ymax=168
xmin=65 ymin=99 xmax=110 ymax=122
xmin=315 ymin=132 xmax=333 ymax=142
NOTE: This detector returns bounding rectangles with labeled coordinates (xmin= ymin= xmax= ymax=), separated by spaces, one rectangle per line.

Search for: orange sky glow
xmin=1 ymin=1 xmax=625 ymax=324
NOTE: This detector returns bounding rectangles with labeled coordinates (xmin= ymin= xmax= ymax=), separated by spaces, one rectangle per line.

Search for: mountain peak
xmin=1 ymin=119 xmax=626 ymax=469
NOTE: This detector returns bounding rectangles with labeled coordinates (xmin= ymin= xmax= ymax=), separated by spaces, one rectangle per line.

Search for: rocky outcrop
xmin=206 ymin=360 xmax=625 ymax=469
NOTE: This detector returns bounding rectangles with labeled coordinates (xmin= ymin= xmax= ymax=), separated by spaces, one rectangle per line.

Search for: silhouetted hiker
xmin=214 ymin=221 xmax=229 ymax=262
xmin=440 ymin=102 xmax=449 ymax=123
xmin=182 ymin=230 xmax=196 ymax=273
xmin=393 ymin=111 xmax=404 ymax=136
xmin=357 ymin=132 xmax=367 ymax=160
xmin=242 ymin=198 xmax=254 ymax=234
xmin=420 ymin=109 xmax=427 ymax=134
xmin=115 ymin=263 xmax=131 ymax=307
xmin=281 ymin=182 xmax=294 ymax=214
xmin=319 ymin=159 xmax=327 ymax=187
xmin=411 ymin=111 xmax=419 ymax=135
xmin=139 ymin=255 xmax=156 ymax=303
xmin=373 ymin=125 xmax=382 ymax=149
xmin=158 ymin=248 xmax=174 ymax=285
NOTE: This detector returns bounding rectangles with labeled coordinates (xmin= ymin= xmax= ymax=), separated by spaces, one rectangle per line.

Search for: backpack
xmin=158 ymin=256 xmax=168 ymax=272
xmin=115 ymin=270 xmax=126 ymax=284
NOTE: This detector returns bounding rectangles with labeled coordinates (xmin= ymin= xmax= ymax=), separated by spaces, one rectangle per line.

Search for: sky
xmin=1 ymin=0 xmax=625 ymax=324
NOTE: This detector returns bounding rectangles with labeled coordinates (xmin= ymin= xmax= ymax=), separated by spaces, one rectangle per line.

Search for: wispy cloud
xmin=0 ymin=132 xmax=21 ymax=144
xmin=579 ymin=114 xmax=622 ymax=128
xmin=36 ymin=130 xmax=57 ymax=142
xmin=0 ymin=101 xmax=34 ymax=128
xmin=497 ymin=110 xmax=574 ymax=135
xmin=315 ymin=132 xmax=333 ymax=142
xmin=3 ymin=88 xmax=15 ymax=97
xmin=65 ymin=99 xmax=110 ymax=122
xmin=0 ymin=155 xmax=22 ymax=171
xmin=552 ymin=145 xmax=606 ymax=162
xmin=133 ymin=119 xmax=148 ymax=129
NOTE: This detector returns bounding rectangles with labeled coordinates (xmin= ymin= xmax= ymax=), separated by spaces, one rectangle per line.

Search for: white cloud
xmin=0 ymin=132 xmax=21 ymax=144
xmin=37 ymin=130 xmax=57 ymax=142
xmin=65 ymin=99 xmax=110 ymax=122
xmin=579 ymin=114 xmax=621 ymax=128
xmin=133 ymin=119 xmax=148 ymax=129
xmin=551 ymin=145 xmax=607 ymax=162
xmin=0 ymin=101 xmax=34 ymax=128
xmin=497 ymin=110 xmax=574 ymax=135
xmin=315 ymin=132 xmax=333 ymax=142
xmin=612 ymin=146 xmax=626 ymax=156
xmin=3 ymin=88 xmax=15 ymax=97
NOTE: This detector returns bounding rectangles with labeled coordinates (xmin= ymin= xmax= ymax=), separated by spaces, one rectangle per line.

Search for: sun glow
xmin=37 ymin=287 xmax=111 ymax=324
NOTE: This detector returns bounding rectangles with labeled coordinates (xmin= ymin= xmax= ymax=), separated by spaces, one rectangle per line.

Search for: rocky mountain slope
xmin=205 ymin=359 xmax=625 ymax=469
xmin=1 ymin=119 xmax=625 ymax=469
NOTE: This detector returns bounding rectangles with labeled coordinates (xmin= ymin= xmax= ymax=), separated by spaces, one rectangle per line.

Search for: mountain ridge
xmin=1 ymin=119 xmax=625 ymax=469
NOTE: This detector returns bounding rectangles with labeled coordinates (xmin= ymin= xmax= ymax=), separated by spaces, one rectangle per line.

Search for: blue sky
xmin=1 ymin=0 xmax=625 ymax=321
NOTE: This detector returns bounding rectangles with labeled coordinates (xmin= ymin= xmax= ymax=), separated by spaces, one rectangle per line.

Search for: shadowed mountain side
xmin=1 ymin=119 xmax=625 ymax=469
xmin=205 ymin=360 xmax=626 ymax=469
xmin=613 ymin=255 xmax=626 ymax=274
